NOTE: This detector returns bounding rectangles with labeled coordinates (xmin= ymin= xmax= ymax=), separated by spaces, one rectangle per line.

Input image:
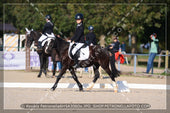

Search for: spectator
xmin=144 ymin=42 xmax=150 ymax=49
xmin=51 ymin=50 xmax=62 ymax=77
xmin=107 ymin=36 xmax=120 ymax=71
xmin=121 ymin=41 xmax=126 ymax=52
xmin=52 ymin=61 xmax=62 ymax=72
xmin=145 ymin=33 xmax=159 ymax=74
xmin=140 ymin=43 xmax=144 ymax=53
xmin=107 ymin=36 xmax=120 ymax=53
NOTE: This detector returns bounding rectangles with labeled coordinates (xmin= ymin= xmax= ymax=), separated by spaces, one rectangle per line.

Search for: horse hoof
xmin=45 ymin=75 xmax=50 ymax=78
xmin=37 ymin=75 xmax=41 ymax=78
xmin=79 ymin=88 xmax=83 ymax=92
xmin=50 ymin=88 xmax=55 ymax=91
xmin=114 ymin=90 xmax=118 ymax=93
xmin=114 ymin=86 xmax=118 ymax=93
xmin=86 ymin=87 xmax=92 ymax=91
xmin=114 ymin=88 xmax=118 ymax=93
xmin=52 ymin=75 xmax=55 ymax=78
xmin=86 ymin=83 xmax=94 ymax=90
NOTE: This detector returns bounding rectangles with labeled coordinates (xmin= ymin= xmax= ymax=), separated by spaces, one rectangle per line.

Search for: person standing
xmin=51 ymin=54 xmax=62 ymax=73
xmin=107 ymin=36 xmax=120 ymax=71
xmin=145 ymin=33 xmax=159 ymax=74
xmin=121 ymin=41 xmax=126 ymax=52
xmin=108 ymin=36 xmax=120 ymax=53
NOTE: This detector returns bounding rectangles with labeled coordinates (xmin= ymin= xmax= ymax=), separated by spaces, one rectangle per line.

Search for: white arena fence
xmin=0 ymin=51 xmax=54 ymax=70
xmin=3 ymin=33 xmax=35 ymax=52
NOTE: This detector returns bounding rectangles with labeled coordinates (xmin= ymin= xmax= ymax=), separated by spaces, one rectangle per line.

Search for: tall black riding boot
xmin=73 ymin=51 xmax=80 ymax=68
xmin=37 ymin=41 xmax=42 ymax=50
xmin=73 ymin=59 xmax=80 ymax=69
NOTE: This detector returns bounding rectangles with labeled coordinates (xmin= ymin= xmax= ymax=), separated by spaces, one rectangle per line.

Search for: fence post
xmin=158 ymin=51 xmax=163 ymax=68
xmin=25 ymin=47 xmax=30 ymax=71
xmin=151 ymin=64 xmax=153 ymax=74
xmin=165 ymin=50 xmax=169 ymax=73
xmin=134 ymin=55 xmax=137 ymax=74
xmin=118 ymin=60 xmax=120 ymax=71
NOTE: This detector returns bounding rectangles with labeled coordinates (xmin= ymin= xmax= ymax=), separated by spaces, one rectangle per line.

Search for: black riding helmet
xmin=75 ymin=13 xmax=83 ymax=20
xmin=45 ymin=15 xmax=52 ymax=20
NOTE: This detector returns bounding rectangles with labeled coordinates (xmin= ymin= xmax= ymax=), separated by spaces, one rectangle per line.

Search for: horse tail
xmin=109 ymin=53 xmax=120 ymax=78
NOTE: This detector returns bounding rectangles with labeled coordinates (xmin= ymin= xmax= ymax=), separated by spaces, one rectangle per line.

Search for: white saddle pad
xmin=42 ymin=37 xmax=54 ymax=47
xmin=46 ymin=33 xmax=55 ymax=38
xmin=68 ymin=42 xmax=90 ymax=60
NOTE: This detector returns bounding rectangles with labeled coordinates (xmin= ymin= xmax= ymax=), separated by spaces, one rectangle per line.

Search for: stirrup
xmin=37 ymin=42 xmax=43 ymax=50
xmin=73 ymin=63 xmax=80 ymax=69
xmin=37 ymin=46 xmax=43 ymax=50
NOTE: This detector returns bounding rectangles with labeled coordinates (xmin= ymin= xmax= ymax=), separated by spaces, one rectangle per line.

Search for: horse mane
xmin=30 ymin=31 xmax=41 ymax=39
xmin=54 ymin=37 xmax=69 ymax=52
xmin=29 ymin=31 xmax=41 ymax=45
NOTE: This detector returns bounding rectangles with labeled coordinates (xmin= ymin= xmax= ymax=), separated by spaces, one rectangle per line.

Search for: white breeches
xmin=38 ymin=34 xmax=47 ymax=42
xmin=38 ymin=33 xmax=55 ymax=46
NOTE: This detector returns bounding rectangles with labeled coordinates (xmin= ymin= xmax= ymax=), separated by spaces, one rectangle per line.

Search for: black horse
xmin=25 ymin=28 xmax=57 ymax=77
xmin=47 ymin=37 xmax=120 ymax=92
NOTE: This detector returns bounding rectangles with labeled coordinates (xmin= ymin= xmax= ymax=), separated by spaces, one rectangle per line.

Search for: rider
xmin=71 ymin=13 xmax=85 ymax=68
xmin=86 ymin=25 xmax=97 ymax=46
xmin=38 ymin=15 xmax=54 ymax=50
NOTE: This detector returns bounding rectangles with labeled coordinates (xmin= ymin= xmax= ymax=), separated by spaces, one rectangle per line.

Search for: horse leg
xmin=43 ymin=57 xmax=48 ymax=77
xmin=52 ymin=61 xmax=57 ymax=77
xmin=51 ymin=52 xmax=57 ymax=77
xmin=101 ymin=65 xmax=118 ymax=93
xmin=87 ymin=64 xmax=100 ymax=90
xmin=51 ymin=66 xmax=67 ymax=91
xmin=69 ymin=68 xmax=83 ymax=91
xmin=37 ymin=54 xmax=43 ymax=77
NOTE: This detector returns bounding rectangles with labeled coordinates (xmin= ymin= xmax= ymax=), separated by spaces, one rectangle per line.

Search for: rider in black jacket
xmin=86 ymin=25 xmax=97 ymax=46
xmin=71 ymin=14 xmax=84 ymax=43
xmin=38 ymin=15 xmax=54 ymax=50
xmin=71 ymin=13 xmax=85 ymax=68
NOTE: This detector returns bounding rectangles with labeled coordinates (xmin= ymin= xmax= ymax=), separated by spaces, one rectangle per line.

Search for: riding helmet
xmin=88 ymin=25 xmax=94 ymax=30
xmin=75 ymin=13 xmax=84 ymax=20
xmin=45 ymin=15 xmax=52 ymax=20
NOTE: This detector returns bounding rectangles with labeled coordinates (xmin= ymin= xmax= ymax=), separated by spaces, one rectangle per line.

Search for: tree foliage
xmin=1 ymin=0 xmax=168 ymax=51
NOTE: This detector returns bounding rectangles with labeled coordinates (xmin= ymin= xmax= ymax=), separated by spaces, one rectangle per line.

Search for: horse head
xmin=25 ymin=28 xmax=35 ymax=48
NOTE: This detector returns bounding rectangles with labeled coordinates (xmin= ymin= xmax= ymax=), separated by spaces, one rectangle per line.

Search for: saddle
xmin=42 ymin=33 xmax=55 ymax=53
xmin=42 ymin=33 xmax=55 ymax=46
xmin=68 ymin=42 xmax=90 ymax=60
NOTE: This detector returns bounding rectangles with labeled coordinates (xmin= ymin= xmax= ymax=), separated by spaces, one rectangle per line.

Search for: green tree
xmin=2 ymin=0 xmax=168 ymax=58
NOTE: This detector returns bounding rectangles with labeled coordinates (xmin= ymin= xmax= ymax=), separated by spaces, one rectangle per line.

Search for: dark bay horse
xmin=25 ymin=28 xmax=57 ymax=77
xmin=47 ymin=37 xmax=120 ymax=92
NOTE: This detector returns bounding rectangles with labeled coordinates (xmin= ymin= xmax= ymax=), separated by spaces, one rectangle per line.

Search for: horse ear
xmin=25 ymin=28 xmax=31 ymax=34
xmin=25 ymin=28 xmax=29 ymax=32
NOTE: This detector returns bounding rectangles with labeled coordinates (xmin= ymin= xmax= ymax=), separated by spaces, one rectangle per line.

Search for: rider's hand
xmin=109 ymin=46 xmax=113 ymax=49
xmin=67 ymin=40 xmax=71 ymax=42
xmin=57 ymin=35 xmax=60 ymax=38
